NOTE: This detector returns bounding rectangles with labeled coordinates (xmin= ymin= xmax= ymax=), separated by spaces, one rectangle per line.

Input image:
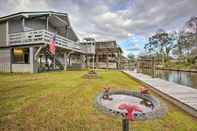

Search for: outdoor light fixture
xmin=13 ymin=48 xmax=23 ymax=55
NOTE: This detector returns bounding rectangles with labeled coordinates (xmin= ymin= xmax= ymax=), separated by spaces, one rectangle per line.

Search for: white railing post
xmin=22 ymin=32 xmax=25 ymax=45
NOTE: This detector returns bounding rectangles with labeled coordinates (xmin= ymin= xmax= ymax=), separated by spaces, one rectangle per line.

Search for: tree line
xmin=144 ymin=17 xmax=197 ymax=66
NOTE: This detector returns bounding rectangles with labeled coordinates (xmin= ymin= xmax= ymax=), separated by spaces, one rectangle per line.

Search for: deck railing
xmin=8 ymin=30 xmax=88 ymax=53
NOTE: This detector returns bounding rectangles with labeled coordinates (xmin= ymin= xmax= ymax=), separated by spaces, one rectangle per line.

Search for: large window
xmin=12 ymin=48 xmax=29 ymax=64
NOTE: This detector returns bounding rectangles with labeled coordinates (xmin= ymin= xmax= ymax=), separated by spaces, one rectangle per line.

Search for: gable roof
xmin=0 ymin=11 xmax=79 ymax=41
xmin=0 ymin=11 xmax=68 ymax=22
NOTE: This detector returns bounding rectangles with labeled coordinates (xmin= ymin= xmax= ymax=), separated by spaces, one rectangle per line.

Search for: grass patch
xmin=0 ymin=71 xmax=196 ymax=131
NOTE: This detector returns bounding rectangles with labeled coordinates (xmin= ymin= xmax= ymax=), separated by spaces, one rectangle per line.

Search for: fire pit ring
xmin=96 ymin=90 xmax=166 ymax=131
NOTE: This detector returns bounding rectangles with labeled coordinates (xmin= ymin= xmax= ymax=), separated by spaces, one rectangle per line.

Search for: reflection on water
xmin=140 ymin=68 xmax=197 ymax=89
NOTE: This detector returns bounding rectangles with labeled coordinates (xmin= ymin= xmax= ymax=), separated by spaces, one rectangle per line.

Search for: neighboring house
xmin=119 ymin=55 xmax=129 ymax=69
xmin=0 ymin=11 xmax=93 ymax=73
xmin=95 ymin=40 xmax=122 ymax=69
xmin=95 ymin=41 xmax=122 ymax=69
xmin=81 ymin=40 xmax=122 ymax=69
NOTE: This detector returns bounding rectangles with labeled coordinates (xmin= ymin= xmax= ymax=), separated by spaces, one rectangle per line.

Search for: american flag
xmin=49 ymin=34 xmax=56 ymax=55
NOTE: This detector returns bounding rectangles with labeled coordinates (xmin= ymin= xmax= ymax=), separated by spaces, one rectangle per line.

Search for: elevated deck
xmin=123 ymin=70 xmax=197 ymax=118
xmin=8 ymin=30 xmax=88 ymax=53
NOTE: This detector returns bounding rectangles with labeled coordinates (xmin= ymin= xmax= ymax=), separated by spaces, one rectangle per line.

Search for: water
xmin=140 ymin=68 xmax=197 ymax=89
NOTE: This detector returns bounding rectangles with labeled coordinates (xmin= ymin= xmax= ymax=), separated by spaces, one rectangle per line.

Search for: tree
xmin=178 ymin=16 xmax=197 ymax=63
xmin=144 ymin=29 xmax=176 ymax=65
xmin=175 ymin=32 xmax=197 ymax=63
xmin=186 ymin=17 xmax=197 ymax=63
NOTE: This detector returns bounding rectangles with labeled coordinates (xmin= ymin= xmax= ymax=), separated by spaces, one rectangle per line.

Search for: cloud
xmin=118 ymin=34 xmax=147 ymax=56
xmin=0 ymin=0 xmax=50 ymax=15
xmin=0 ymin=0 xmax=197 ymax=56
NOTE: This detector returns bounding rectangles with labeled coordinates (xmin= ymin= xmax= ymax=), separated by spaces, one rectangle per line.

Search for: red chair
xmin=140 ymin=86 xmax=149 ymax=95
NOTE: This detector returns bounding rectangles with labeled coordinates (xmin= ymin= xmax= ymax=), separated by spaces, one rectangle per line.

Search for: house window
xmin=12 ymin=48 xmax=30 ymax=64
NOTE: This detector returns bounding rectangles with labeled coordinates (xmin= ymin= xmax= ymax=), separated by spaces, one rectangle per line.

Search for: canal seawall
xmin=157 ymin=67 xmax=197 ymax=73
xmin=123 ymin=70 xmax=197 ymax=118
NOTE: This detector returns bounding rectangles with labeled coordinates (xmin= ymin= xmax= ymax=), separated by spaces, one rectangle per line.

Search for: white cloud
xmin=0 ymin=0 xmax=196 ymax=43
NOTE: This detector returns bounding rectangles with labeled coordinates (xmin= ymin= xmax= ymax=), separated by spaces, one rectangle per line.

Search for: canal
xmin=140 ymin=68 xmax=197 ymax=89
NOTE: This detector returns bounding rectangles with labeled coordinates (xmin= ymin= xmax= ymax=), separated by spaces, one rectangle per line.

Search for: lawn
xmin=0 ymin=70 xmax=196 ymax=131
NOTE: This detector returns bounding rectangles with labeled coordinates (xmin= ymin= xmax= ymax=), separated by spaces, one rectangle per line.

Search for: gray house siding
xmin=9 ymin=18 xmax=46 ymax=33
xmin=48 ymin=22 xmax=57 ymax=33
xmin=8 ymin=17 xmax=77 ymax=41
xmin=9 ymin=18 xmax=58 ymax=34
xmin=25 ymin=18 xmax=46 ymax=31
xmin=8 ymin=20 xmax=23 ymax=33
xmin=0 ymin=21 xmax=7 ymax=46
xmin=0 ymin=48 xmax=11 ymax=72
xmin=25 ymin=17 xmax=60 ymax=34
xmin=66 ymin=29 xmax=78 ymax=42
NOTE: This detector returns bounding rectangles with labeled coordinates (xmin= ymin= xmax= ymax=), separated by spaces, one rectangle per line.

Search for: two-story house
xmin=0 ymin=11 xmax=90 ymax=73
xmin=95 ymin=40 xmax=122 ymax=69
xmin=81 ymin=39 xmax=122 ymax=69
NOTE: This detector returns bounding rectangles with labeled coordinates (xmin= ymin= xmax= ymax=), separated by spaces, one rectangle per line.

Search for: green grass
xmin=0 ymin=71 xmax=196 ymax=131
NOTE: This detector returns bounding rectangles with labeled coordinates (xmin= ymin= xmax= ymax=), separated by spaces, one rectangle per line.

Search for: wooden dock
xmin=123 ymin=70 xmax=197 ymax=118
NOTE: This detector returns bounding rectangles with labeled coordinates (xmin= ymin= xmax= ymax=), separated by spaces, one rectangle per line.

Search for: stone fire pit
xmin=96 ymin=88 xmax=166 ymax=131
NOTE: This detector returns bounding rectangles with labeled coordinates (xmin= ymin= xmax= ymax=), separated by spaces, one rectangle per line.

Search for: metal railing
xmin=8 ymin=30 xmax=88 ymax=53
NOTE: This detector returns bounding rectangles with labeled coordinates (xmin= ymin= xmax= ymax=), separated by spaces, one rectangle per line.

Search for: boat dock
xmin=123 ymin=70 xmax=197 ymax=118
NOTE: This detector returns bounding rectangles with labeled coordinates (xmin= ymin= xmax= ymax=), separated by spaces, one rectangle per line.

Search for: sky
xmin=0 ymin=0 xmax=197 ymax=57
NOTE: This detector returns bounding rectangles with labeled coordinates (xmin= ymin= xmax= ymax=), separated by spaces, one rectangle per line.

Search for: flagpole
xmin=53 ymin=54 xmax=56 ymax=70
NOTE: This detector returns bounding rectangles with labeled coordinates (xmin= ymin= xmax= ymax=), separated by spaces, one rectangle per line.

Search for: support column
xmin=6 ymin=21 xmax=9 ymax=46
xmin=39 ymin=55 xmax=42 ymax=72
xmin=22 ymin=17 xmax=25 ymax=31
xmin=22 ymin=17 xmax=25 ymax=45
xmin=106 ymin=54 xmax=109 ymax=69
xmin=92 ymin=54 xmax=95 ymax=71
xmin=69 ymin=55 xmax=71 ymax=66
xmin=67 ymin=51 xmax=75 ymax=68
xmin=96 ymin=55 xmax=99 ymax=69
xmin=81 ymin=55 xmax=86 ymax=68
xmin=46 ymin=16 xmax=49 ymax=30
xmin=45 ymin=52 xmax=49 ymax=71
xmin=30 ymin=47 xmax=35 ymax=73
xmin=86 ymin=56 xmax=89 ymax=68
xmin=10 ymin=48 xmax=13 ymax=73
xmin=64 ymin=52 xmax=68 ymax=70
